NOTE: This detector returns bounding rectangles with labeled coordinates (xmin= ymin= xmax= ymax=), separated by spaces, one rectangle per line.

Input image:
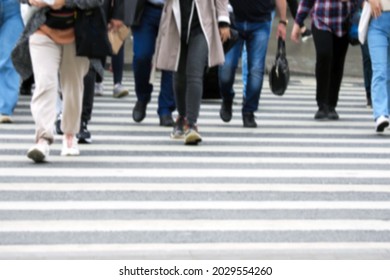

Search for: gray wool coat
xmin=12 ymin=0 xmax=105 ymax=81
xmin=154 ymin=0 xmax=230 ymax=72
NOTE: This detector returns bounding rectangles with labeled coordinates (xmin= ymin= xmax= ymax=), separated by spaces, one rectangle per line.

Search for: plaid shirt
xmin=296 ymin=0 xmax=358 ymax=37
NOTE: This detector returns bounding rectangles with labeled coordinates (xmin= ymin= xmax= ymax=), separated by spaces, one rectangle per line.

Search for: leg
xmin=368 ymin=15 xmax=390 ymax=121
xmin=312 ymin=25 xmax=333 ymax=111
xmin=173 ymin=43 xmax=188 ymax=119
xmin=59 ymin=42 xmax=89 ymax=136
xmin=243 ymin=21 xmax=271 ymax=114
xmin=185 ymin=32 xmax=209 ymax=125
xmin=360 ymin=42 xmax=372 ymax=105
xmin=329 ymin=33 xmax=349 ymax=110
xmin=132 ymin=6 xmax=162 ymax=104
xmin=0 ymin=1 xmax=23 ymax=117
xmin=29 ymin=33 xmax=62 ymax=144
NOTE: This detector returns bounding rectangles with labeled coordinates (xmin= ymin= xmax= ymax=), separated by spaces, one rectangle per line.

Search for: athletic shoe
xmin=77 ymin=121 xmax=92 ymax=144
xmin=375 ymin=116 xmax=389 ymax=133
xmin=61 ymin=136 xmax=80 ymax=156
xmin=94 ymin=82 xmax=104 ymax=96
xmin=171 ymin=116 xmax=186 ymax=139
xmin=113 ymin=83 xmax=129 ymax=98
xmin=27 ymin=142 xmax=50 ymax=163
xmin=184 ymin=124 xmax=202 ymax=145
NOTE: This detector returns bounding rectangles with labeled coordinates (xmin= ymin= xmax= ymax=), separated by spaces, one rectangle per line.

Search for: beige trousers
xmin=29 ymin=33 xmax=89 ymax=144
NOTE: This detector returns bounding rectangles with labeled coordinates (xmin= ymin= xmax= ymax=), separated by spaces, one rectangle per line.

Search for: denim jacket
xmin=12 ymin=0 xmax=104 ymax=81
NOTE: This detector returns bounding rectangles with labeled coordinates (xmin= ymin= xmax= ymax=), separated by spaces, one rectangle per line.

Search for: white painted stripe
xmin=0 ymin=183 xmax=389 ymax=192
xmin=1 ymin=242 xmax=390 ymax=253
xmin=2 ymin=135 xmax=386 ymax=145
xmin=0 ymin=201 xmax=389 ymax=210
xmin=0 ymin=220 xmax=389 ymax=232
xmin=3 ymin=125 xmax=378 ymax=135
xmin=0 ymin=168 xmax=389 ymax=178
xmin=2 ymin=144 xmax=389 ymax=154
xmin=2 ymin=155 xmax=390 ymax=165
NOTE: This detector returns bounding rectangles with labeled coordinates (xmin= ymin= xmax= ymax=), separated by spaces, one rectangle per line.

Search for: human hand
xmin=290 ymin=22 xmax=301 ymax=43
xmin=277 ymin=21 xmax=287 ymax=41
xmin=108 ymin=19 xmax=124 ymax=31
xmin=368 ymin=0 xmax=382 ymax=18
xmin=219 ymin=27 xmax=230 ymax=43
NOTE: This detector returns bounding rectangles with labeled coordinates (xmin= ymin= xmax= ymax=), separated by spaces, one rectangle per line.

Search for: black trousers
xmin=81 ymin=67 xmax=97 ymax=123
xmin=312 ymin=25 xmax=349 ymax=109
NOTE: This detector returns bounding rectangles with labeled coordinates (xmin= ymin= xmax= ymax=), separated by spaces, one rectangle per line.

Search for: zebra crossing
xmin=1 ymin=72 xmax=390 ymax=259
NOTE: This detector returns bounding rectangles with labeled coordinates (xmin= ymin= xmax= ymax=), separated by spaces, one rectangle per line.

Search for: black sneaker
xmin=184 ymin=124 xmax=202 ymax=145
xmin=171 ymin=116 xmax=186 ymax=139
xmin=220 ymin=99 xmax=233 ymax=122
xmin=242 ymin=112 xmax=257 ymax=128
xmin=159 ymin=114 xmax=174 ymax=127
xmin=314 ymin=106 xmax=328 ymax=120
xmin=77 ymin=121 xmax=92 ymax=144
xmin=132 ymin=101 xmax=147 ymax=123
xmin=301 ymin=28 xmax=312 ymax=42
xmin=55 ymin=114 xmax=63 ymax=135
xmin=327 ymin=107 xmax=339 ymax=120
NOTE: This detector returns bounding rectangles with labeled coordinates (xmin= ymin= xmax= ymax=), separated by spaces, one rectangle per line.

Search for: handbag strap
xmin=277 ymin=37 xmax=286 ymax=58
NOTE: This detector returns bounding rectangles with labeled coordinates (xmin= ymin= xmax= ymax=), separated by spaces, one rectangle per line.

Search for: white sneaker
xmin=375 ymin=115 xmax=389 ymax=133
xmin=61 ymin=136 xmax=80 ymax=156
xmin=0 ymin=114 xmax=12 ymax=123
xmin=27 ymin=142 xmax=50 ymax=163
xmin=94 ymin=82 xmax=104 ymax=96
xmin=113 ymin=83 xmax=129 ymax=98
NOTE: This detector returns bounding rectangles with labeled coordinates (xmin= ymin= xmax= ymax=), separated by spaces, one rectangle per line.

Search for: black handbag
xmin=74 ymin=7 xmax=112 ymax=58
xmin=269 ymin=37 xmax=290 ymax=96
xmin=223 ymin=28 xmax=239 ymax=53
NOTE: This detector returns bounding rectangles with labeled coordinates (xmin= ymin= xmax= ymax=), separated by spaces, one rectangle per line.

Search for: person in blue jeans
xmin=218 ymin=0 xmax=286 ymax=128
xmin=367 ymin=0 xmax=390 ymax=133
xmin=0 ymin=0 xmax=24 ymax=123
xmin=129 ymin=0 xmax=176 ymax=127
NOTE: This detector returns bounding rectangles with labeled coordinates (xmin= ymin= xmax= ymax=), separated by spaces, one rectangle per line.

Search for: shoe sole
xmin=219 ymin=110 xmax=232 ymax=122
xmin=301 ymin=36 xmax=312 ymax=42
xmin=376 ymin=121 xmax=389 ymax=132
xmin=184 ymin=131 xmax=202 ymax=145
xmin=78 ymin=137 xmax=92 ymax=144
xmin=27 ymin=149 xmax=46 ymax=163
xmin=113 ymin=90 xmax=129 ymax=98
xmin=171 ymin=133 xmax=185 ymax=140
xmin=61 ymin=151 xmax=80 ymax=156
xmin=0 ymin=117 xmax=12 ymax=124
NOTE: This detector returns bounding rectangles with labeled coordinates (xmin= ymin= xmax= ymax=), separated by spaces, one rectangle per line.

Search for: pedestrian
xmin=94 ymin=45 xmax=129 ymax=98
xmin=367 ymin=0 xmax=390 ymax=132
xmin=127 ymin=0 xmax=176 ymax=127
xmin=12 ymin=0 xmax=106 ymax=162
xmin=154 ymin=0 xmax=230 ymax=144
xmin=0 ymin=0 xmax=24 ymax=123
xmin=218 ymin=0 xmax=287 ymax=128
xmin=291 ymin=0 xmax=358 ymax=120
xmin=70 ymin=0 xmax=128 ymax=144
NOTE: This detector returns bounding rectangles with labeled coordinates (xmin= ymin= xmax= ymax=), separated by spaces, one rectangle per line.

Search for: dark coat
xmin=125 ymin=0 xmax=147 ymax=26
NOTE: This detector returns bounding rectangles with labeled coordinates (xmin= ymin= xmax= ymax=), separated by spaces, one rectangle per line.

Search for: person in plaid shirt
xmin=291 ymin=0 xmax=358 ymax=120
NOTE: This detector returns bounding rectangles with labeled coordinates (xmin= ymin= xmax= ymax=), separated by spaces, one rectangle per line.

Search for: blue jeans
xmin=219 ymin=20 xmax=271 ymax=114
xmin=368 ymin=12 xmax=390 ymax=120
xmin=0 ymin=0 xmax=23 ymax=116
xmin=132 ymin=4 xmax=175 ymax=117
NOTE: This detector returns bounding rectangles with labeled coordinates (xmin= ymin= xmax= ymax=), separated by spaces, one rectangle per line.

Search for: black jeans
xmin=312 ymin=25 xmax=349 ymax=109
xmin=81 ymin=67 xmax=97 ymax=123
